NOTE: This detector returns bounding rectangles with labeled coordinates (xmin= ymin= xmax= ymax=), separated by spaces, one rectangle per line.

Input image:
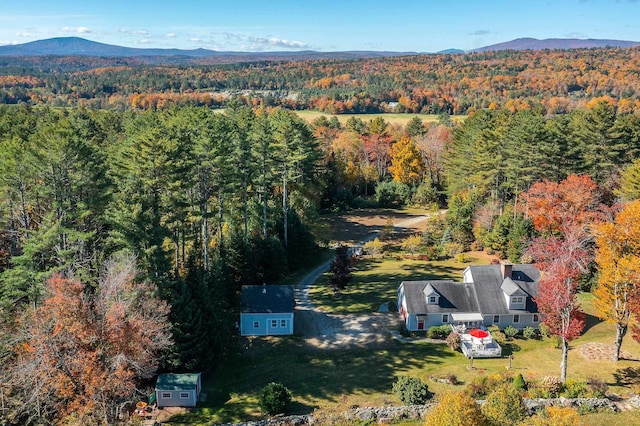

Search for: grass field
xmin=169 ymin=252 xmax=640 ymax=425
xmin=311 ymin=252 xmax=494 ymax=314
xmin=293 ymin=110 xmax=466 ymax=127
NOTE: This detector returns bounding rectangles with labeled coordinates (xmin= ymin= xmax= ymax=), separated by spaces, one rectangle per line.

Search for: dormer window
xmin=511 ymin=296 xmax=524 ymax=304
xmin=423 ymin=284 xmax=440 ymax=305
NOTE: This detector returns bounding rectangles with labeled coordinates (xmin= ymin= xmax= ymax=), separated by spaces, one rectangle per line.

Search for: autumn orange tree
xmin=593 ymin=200 xmax=640 ymax=361
xmin=4 ymin=253 xmax=171 ymax=425
xmin=523 ymin=175 xmax=605 ymax=382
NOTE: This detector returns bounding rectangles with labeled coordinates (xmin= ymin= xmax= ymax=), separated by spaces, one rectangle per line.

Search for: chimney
xmin=501 ymin=262 xmax=513 ymax=279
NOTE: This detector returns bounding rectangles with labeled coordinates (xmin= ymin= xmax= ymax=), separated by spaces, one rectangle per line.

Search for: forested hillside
xmin=1 ymin=47 xmax=640 ymax=114
xmin=1 ymin=50 xmax=640 ymax=423
xmin=0 ymin=104 xmax=325 ymax=423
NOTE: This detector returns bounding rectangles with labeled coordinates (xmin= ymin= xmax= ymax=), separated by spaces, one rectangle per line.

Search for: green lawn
xmin=311 ymin=254 xmax=493 ymax=314
xmin=167 ymin=250 xmax=640 ymax=425
xmin=293 ymin=110 xmax=466 ymax=127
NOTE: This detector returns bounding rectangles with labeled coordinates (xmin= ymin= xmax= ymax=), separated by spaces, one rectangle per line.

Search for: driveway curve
xmin=294 ymin=213 xmax=433 ymax=349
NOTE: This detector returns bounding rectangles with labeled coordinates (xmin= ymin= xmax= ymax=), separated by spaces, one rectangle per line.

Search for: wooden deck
xmin=452 ymin=325 xmax=502 ymax=358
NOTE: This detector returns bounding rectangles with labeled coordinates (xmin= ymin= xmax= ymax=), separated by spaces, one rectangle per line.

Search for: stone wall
xmin=214 ymin=396 xmax=631 ymax=426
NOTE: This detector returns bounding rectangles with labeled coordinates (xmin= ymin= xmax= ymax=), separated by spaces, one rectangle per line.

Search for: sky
xmin=1 ymin=0 xmax=640 ymax=52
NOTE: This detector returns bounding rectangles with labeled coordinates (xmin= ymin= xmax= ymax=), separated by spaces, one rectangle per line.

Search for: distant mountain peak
xmin=472 ymin=37 xmax=640 ymax=52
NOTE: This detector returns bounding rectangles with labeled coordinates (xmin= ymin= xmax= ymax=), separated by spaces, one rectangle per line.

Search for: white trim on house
xmin=451 ymin=313 xmax=483 ymax=322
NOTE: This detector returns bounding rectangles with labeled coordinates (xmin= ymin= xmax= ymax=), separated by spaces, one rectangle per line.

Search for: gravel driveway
xmin=294 ymin=214 xmax=432 ymax=349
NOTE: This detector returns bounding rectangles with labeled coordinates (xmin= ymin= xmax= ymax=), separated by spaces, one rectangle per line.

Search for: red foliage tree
xmin=528 ymin=233 xmax=587 ymax=383
xmin=5 ymin=254 xmax=172 ymax=424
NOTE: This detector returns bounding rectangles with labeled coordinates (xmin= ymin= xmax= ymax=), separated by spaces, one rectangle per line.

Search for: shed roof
xmin=156 ymin=373 xmax=200 ymax=391
xmin=241 ymin=285 xmax=294 ymax=313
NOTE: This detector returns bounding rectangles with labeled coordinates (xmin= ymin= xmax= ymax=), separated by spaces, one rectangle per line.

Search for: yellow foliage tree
xmin=523 ymin=406 xmax=583 ymax=426
xmin=593 ymin=200 xmax=640 ymax=361
xmin=388 ymin=137 xmax=425 ymax=186
xmin=424 ymin=391 xmax=484 ymax=426
xmin=481 ymin=383 xmax=527 ymax=426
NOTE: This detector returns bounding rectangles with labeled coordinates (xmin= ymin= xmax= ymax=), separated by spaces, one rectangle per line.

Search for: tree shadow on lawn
xmin=612 ymin=366 xmax=640 ymax=387
xmin=581 ymin=312 xmax=603 ymax=334
xmin=191 ymin=339 xmax=456 ymax=423
xmin=399 ymin=263 xmax=461 ymax=280
xmin=500 ymin=342 xmax=521 ymax=356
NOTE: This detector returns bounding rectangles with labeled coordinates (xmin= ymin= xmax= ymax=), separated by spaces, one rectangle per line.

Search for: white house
xmin=240 ymin=285 xmax=294 ymax=336
xmin=155 ymin=373 xmax=201 ymax=408
xmin=398 ymin=263 xmax=541 ymax=331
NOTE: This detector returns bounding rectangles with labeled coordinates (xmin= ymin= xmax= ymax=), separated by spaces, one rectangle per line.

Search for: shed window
xmin=180 ymin=392 xmax=190 ymax=399
xmin=161 ymin=392 xmax=171 ymax=399
xmin=442 ymin=314 xmax=449 ymax=323
xmin=280 ymin=319 xmax=287 ymax=328
xmin=513 ymin=314 xmax=520 ymax=323
xmin=533 ymin=314 xmax=539 ymax=323
xmin=253 ymin=321 xmax=259 ymax=328
xmin=493 ymin=315 xmax=500 ymax=324
xmin=271 ymin=319 xmax=278 ymax=328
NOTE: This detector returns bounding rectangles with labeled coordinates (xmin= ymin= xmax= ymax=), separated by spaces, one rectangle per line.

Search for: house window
xmin=513 ymin=314 xmax=520 ymax=323
xmin=271 ymin=319 xmax=278 ymax=328
xmin=493 ymin=315 xmax=500 ymax=324
xmin=511 ymin=296 xmax=524 ymax=304
xmin=442 ymin=314 xmax=449 ymax=323
xmin=179 ymin=392 xmax=190 ymax=399
xmin=533 ymin=314 xmax=539 ymax=323
xmin=417 ymin=318 xmax=425 ymax=330
xmin=253 ymin=321 xmax=259 ymax=328
xmin=161 ymin=392 xmax=171 ymax=399
xmin=280 ymin=319 xmax=287 ymax=328
xmin=429 ymin=296 xmax=437 ymax=304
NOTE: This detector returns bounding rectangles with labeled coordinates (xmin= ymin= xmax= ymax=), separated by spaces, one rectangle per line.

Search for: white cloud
xmin=62 ymin=26 xmax=91 ymax=34
xmin=0 ymin=39 xmax=18 ymax=45
xmin=136 ymin=38 xmax=152 ymax=44
xmin=218 ymin=32 xmax=312 ymax=51
xmin=120 ymin=28 xmax=149 ymax=35
xmin=16 ymin=32 xmax=35 ymax=37
xmin=166 ymin=33 xmax=176 ymax=38
xmin=190 ymin=37 xmax=202 ymax=42
xmin=468 ymin=29 xmax=491 ymax=36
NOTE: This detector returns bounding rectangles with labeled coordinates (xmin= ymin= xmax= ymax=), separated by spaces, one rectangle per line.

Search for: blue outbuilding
xmin=240 ymin=285 xmax=294 ymax=336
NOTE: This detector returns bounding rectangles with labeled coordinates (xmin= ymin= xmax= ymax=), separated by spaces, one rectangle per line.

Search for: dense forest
xmin=1 ymin=47 xmax=640 ymax=114
xmin=1 ymin=47 xmax=640 ymax=424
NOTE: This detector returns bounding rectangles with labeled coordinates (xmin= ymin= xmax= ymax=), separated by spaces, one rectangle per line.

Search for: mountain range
xmin=0 ymin=37 xmax=638 ymax=60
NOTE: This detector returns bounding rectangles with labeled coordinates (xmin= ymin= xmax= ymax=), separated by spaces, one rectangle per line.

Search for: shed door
xmin=417 ymin=318 xmax=425 ymax=330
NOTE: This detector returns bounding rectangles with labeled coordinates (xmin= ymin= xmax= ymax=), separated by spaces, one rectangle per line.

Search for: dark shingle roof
xmin=401 ymin=280 xmax=479 ymax=314
xmin=401 ymin=264 xmax=541 ymax=316
xmin=467 ymin=264 xmax=540 ymax=314
xmin=241 ymin=285 xmax=294 ymax=313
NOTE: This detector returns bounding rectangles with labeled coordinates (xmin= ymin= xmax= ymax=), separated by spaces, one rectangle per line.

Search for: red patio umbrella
xmin=469 ymin=329 xmax=489 ymax=338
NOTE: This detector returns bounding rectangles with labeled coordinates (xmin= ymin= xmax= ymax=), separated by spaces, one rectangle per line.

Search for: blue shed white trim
xmin=240 ymin=285 xmax=294 ymax=336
